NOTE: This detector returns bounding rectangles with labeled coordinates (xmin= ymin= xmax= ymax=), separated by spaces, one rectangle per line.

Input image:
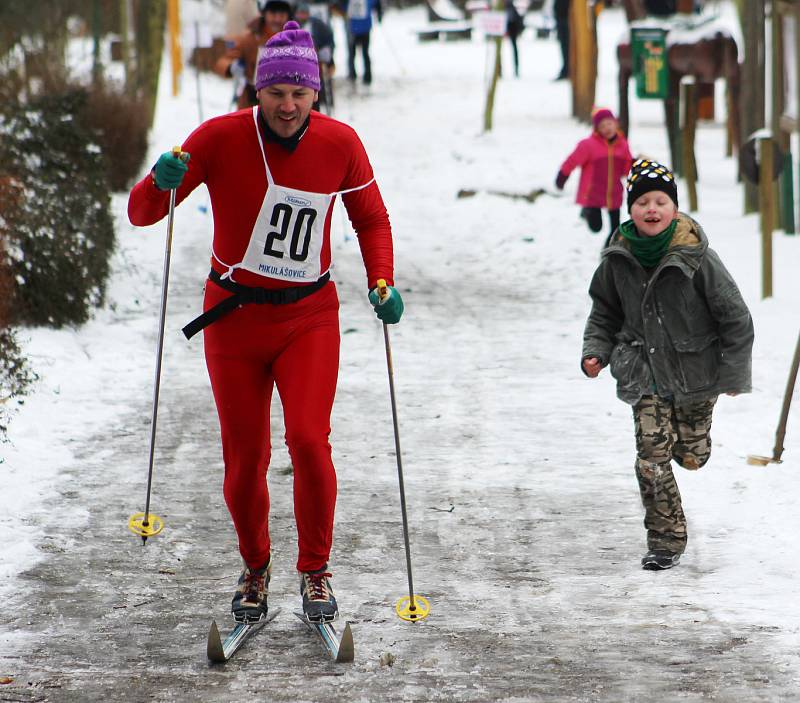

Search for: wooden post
xmin=696 ymin=82 xmax=715 ymax=120
xmin=741 ymin=0 xmax=765 ymax=214
xmin=773 ymin=2 xmax=795 ymax=234
xmin=621 ymin=0 xmax=645 ymax=21
xmin=571 ymin=0 xmax=597 ymax=123
xmin=780 ymin=155 xmax=796 ymax=234
xmin=167 ymin=0 xmax=182 ymax=97
xmin=759 ymin=136 xmax=775 ymax=299
xmin=682 ymin=80 xmax=698 ymax=211
xmin=483 ymin=34 xmax=502 ymax=132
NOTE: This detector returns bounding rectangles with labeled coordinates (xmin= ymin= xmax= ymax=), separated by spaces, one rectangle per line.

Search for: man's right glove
xmin=555 ymin=170 xmax=568 ymax=190
xmin=368 ymin=280 xmax=403 ymax=324
xmin=153 ymin=150 xmax=190 ymax=191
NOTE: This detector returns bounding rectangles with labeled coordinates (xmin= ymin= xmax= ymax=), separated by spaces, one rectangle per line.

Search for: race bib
xmin=240 ymin=185 xmax=331 ymax=282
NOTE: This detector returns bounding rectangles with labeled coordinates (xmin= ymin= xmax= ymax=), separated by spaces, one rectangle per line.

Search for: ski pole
xmin=376 ymin=279 xmax=430 ymax=622
xmin=128 ymin=147 xmax=188 ymax=544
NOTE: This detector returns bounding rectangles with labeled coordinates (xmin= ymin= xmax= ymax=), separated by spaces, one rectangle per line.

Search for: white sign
xmin=475 ymin=10 xmax=506 ymax=37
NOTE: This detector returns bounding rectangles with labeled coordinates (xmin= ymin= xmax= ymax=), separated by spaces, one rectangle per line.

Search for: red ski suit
xmin=128 ymin=108 xmax=394 ymax=572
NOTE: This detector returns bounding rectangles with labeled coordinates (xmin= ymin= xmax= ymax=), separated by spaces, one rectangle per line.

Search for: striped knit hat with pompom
xmin=625 ymin=158 xmax=678 ymax=211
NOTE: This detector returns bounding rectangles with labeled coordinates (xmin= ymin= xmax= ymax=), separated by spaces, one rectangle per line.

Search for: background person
xmin=555 ymin=107 xmax=633 ymax=240
xmin=341 ymin=0 xmax=382 ymax=86
xmin=215 ymin=0 xmax=293 ymax=109
xmin=294 ymin=1 xmax=336 ymax=111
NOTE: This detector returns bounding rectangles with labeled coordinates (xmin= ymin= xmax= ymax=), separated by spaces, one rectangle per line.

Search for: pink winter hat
xmin=591 ymin=107 xmax=616 ymax=128
xmin=255 ymin=21 xmax=320 ymax=92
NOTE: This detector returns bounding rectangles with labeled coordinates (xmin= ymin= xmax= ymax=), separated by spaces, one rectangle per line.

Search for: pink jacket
xmin=559 ymin=131 xmax=633 ymax=210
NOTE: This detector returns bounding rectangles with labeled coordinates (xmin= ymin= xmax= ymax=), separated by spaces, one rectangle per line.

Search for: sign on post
xmin=631 ymin=27 xmax=668 ymax=99
xmin=474 ymin=10 xmax=506 ymax=37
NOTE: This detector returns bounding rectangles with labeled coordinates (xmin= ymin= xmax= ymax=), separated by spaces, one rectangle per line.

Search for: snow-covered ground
xmin=1 ymin=2 xmax=799 ymax=700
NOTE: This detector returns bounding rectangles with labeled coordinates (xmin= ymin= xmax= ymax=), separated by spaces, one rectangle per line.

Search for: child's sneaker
xmin=641 ymin=549 xmax=681 ymax=570
xmin=231 ymin=557 xmax=271 ymax=622
xmin=300 ymin=566 xmax=338 ymax=622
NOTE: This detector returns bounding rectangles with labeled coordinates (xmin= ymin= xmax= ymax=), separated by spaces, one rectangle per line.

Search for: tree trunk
xmin=135 ymin=0 xmax=167 ymax=127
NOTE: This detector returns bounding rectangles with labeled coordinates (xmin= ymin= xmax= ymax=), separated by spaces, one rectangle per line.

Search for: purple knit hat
xmin=255 ymin=21 xmax=320 ymax=92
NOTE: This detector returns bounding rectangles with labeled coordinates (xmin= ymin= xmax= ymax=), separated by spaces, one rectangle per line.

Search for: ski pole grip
xmin=376 ymin=278 xmax=390 ymax=302
xmin=171 ymin=146 xmax=189 ymax=163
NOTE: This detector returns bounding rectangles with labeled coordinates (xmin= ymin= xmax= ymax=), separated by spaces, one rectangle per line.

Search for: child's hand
xmin=582 ymin=357 xmax=603 ymax=377
xmin=555 ymin=171 xmax=568 ymax=190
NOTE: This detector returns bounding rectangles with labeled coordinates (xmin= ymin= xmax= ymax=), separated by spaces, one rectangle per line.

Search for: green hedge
xmin=0 ymin=89 xmax=115 ymax=327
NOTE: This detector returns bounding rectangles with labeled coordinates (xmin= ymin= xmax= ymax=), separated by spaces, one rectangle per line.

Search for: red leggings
xmin=203 ymin=280 xmax=340 ymax=572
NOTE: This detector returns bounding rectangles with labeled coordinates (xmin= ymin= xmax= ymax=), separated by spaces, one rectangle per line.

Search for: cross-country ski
xmin=293 ymin=612 xmax=355 ymax=663
xmin=207 ymin=609 xmax=282 ymax=663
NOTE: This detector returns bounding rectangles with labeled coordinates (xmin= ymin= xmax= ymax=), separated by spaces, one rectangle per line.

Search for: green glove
xmin=368 ymin=280 xmax=403 ymax=324
xmin=153 ymin=150 xmax=190 ymax=190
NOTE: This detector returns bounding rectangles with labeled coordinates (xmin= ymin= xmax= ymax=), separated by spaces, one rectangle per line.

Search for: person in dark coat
xmin=553 ymin=0 xmax=570 ymax=80
xmin=294 ymin=2 xmax=336 ymax=111
xmin=581 ymin=159 xmax=754 ymax=572
xmin=342 ymin=0 xmax=382 ymax=86
xmin=506 ymin=0 xmax=525 ymax=78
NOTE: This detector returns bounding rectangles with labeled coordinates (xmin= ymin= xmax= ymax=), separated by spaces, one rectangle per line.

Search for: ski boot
xmin=231 ymin=557 xmax=271 ymax=623
xmin=300 ymin=565 xmax=338 ymax=622
xmin=641 ymin=549 xmax=681 ymax=571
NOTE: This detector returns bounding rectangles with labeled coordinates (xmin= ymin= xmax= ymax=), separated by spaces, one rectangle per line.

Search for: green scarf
xmin=618 ymin=219 xmax=677 ymax=268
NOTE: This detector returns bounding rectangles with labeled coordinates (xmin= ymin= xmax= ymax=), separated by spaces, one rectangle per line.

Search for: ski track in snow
xmin=1 ymin=3 xmax=799 ymax=701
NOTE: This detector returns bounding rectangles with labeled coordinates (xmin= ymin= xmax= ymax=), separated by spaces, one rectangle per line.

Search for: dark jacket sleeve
xmin=695 ymin=248 xmax=754 ymax=394
xmin=582 ymin=258 xmax=624 ymax=373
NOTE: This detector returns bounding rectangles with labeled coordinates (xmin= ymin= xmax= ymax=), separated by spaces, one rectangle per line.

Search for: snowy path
xmin=2 ymin=4 xmax=800 ymax=701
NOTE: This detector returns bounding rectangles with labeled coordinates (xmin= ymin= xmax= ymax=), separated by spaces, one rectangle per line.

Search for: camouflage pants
xmin=632 ymin=394 xmax=717 ymax=553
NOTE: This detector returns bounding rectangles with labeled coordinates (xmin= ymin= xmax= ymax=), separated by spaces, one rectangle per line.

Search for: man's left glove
xmin=368 ymin=281 xmax=403 ymax=324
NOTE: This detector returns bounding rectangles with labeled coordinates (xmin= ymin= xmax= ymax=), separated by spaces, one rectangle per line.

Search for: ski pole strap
xmin=182 ymin=269 xmax=331 ymax=340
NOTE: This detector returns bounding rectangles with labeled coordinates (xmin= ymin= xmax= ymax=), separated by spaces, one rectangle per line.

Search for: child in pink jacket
xmin=555 ymin=108 xmax=633 ymax=240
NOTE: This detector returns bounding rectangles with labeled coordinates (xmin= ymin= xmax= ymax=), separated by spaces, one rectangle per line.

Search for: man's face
xmin=258 ymin=83 xmax=318 ymax=137
xmin=264 ymin=8 xmax=290 ymax=33
xmin=630 ymin=190 xmax=678 ymax=237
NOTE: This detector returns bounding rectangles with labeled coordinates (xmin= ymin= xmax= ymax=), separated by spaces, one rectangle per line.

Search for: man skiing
xmin=128 ymin=21 xmax=403 ymax=623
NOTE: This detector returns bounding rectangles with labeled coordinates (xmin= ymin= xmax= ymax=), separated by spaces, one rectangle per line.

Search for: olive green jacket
xmin=582 ymin=213 xmax=754 ymax=405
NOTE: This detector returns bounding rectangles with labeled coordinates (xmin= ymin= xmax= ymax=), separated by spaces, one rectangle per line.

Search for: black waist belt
xmin=182 ymin=269 xmax=331 ymax=340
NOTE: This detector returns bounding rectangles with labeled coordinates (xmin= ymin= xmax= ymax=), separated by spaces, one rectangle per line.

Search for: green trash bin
xmin=631 ymin=27 xmax=668 ymax=99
